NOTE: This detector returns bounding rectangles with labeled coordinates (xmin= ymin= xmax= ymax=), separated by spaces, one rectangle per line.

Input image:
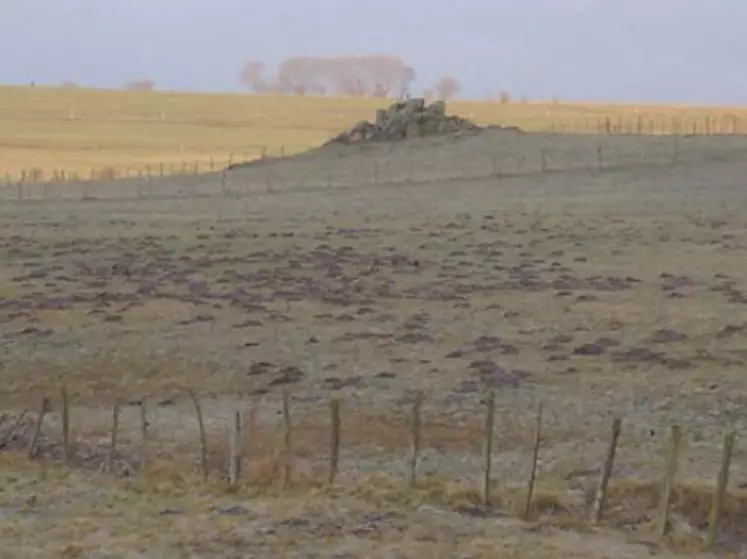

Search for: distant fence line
xmin=2 ymin=145 xmax=273 ymax=188
xmin=1 ymin=133 xmax=746 ymax=203
xmin=2 ymin=115 xmax=747 ymax=194
xmin=538 ymin=114 xmax=747 ymax=136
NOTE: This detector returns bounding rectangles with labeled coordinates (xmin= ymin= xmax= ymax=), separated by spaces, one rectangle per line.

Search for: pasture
xmin=3 ymin=84 xmax=747 ymax=180
xmin=1 ymin=88 xmax=747 ymax=557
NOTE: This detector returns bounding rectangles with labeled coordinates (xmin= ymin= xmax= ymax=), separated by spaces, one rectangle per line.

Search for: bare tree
xmin=278 ymin=57 xmax=312 ymax=95
xmin=434 ymin=76 xmax=460 ymax=101
xmin=124 ymin=79 xmax=155 ymax=92
xmin=239 ymin=60 xmax=269 ymax=93
xmin=249 ymin=55 xmax=417 ymax=98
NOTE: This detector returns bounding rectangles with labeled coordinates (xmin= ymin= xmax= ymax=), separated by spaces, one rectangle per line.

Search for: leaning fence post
xmin=706 ymin=429 xmax=737 ymax=550
xmin=590 ymin=418 xmax=622 ymax=525
xmin=524 ymin=403 xmax=543 ymax=520
xmin=27 ymin=398 xmax=50 ymax=459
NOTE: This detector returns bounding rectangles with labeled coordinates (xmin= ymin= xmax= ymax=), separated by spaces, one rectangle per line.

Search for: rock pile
xmin=327 ymin=98 xmax=483 ymax=145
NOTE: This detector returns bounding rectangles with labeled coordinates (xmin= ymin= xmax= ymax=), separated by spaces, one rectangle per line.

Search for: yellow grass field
xmin=1 ymin=84 xmax=747 ymax=182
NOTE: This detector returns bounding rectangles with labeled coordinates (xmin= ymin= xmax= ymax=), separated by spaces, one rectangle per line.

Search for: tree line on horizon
xmin=57 ymin=54 xmax=466 ymax=101
xmin=238 ymin=55 xmax=461 ymax=101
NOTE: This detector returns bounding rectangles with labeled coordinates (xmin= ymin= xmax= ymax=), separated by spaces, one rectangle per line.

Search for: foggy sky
xmin=1 ymin=0 xmax=744 ymax=104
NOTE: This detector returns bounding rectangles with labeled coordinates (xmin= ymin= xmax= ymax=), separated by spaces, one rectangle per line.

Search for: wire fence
xmin=535 ymin=113 xmax=747 ymax=136
xmin=0 ymin=386 xmax=742 ymax=552
xmin=2 ymin=118 xmax=747 ymax=202
xmin=2 ymin=145 xmax=270 ymax=189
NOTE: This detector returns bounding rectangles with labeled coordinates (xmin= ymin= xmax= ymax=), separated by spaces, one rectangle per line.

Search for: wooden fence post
xmin=657 ymin=425 xmax=682 ymax=538
xmin=107 ymin=401 xmax=120 ymax=473
xmin=27 ymin=398 xmax=50 ymax=459
xmin=186 ymin=389 xmax=209 ymax=482
xmin=220 ymin=169 xmax=228 ymax=194
xmin=228 ymin=410 xmax=242 ymax=487
xmin=139 ymin=400 xmax=149 ymax=472
xmin=282 ymin=390 xmax=293 ymax=490
xmin=706 ymin=430 xmax=737 ymax=550
xmin=481 ymin=390 xmax=496 ymax=506
xmin=61 ymin=387 xmax=70 ymax=466
xmin=590 ymin=418 xmax=622 ymax=525
xmin=524 ymin=403 xmax=543 ymax=520
xmin=407 ymin=391 xmax=423 ymax=489
xmin=329 ymin=397 xmax=341 ymax=484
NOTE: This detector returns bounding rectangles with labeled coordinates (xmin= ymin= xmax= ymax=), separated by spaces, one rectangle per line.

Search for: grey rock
xmin=324 ymin=98 xmax=512 ymax=145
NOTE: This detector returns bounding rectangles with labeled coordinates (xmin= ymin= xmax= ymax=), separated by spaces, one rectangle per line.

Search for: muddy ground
xmin=1 ymin=131 xmax=747 ymax=557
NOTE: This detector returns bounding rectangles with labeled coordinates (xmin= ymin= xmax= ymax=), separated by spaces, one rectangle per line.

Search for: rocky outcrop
xmin=326 ymin=98 xmax=490 ymax=145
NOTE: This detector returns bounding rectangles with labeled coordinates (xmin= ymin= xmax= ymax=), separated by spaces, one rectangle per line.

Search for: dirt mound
xmin=325 ymin=98 xmax=518 ymax=145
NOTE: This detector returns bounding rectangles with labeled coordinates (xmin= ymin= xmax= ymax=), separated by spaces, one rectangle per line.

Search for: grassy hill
xmin=1 ymin=85 xmax=746 ymax=181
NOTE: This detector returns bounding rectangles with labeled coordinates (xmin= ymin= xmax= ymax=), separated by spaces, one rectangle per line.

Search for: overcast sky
xmin=1 ymin=0 xmax=744 ymax=103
